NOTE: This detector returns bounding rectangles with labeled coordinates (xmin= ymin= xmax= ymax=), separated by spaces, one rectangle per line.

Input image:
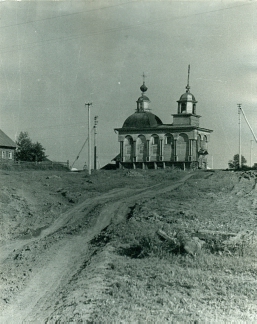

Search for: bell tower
xmin=173 ymin=65 xmax=201 ymax=127
xmin=177 ymin=65 xmax=198 ymax=114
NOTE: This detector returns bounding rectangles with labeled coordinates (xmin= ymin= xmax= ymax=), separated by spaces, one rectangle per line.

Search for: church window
xmin=197 ymin=135 xmax=201 ymax=149
xmin=166 ymin=136 xmax=172 ymax=144
xmin=152 ymin=136 xmax=158 ymax=145
xmin=181 ymin=103 xmax=186 ymax=113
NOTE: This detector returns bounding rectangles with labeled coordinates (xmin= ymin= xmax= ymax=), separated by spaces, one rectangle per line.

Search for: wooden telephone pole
xmin=94 ymin=116 xmax=98 ymax=170
xmin=238 ymin=104 xmax=242 ymax=169
xmin=85 ymin=102 xmax=92 ymax=175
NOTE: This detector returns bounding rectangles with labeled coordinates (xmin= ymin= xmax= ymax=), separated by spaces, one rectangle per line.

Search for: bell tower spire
xmin=186 ymin=64 xmax=190 ymax=93
xmin=176 ymin=64 xmax=197 ymax=115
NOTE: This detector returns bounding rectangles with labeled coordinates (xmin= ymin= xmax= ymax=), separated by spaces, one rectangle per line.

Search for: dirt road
xmin=0 ymin=172 xmax=193 ymax=323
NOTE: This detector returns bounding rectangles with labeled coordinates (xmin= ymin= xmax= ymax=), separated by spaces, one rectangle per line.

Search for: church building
xmin=114 ymin=67 xmax=213 ymax=169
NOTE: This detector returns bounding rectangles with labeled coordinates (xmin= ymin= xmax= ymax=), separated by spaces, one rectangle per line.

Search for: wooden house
xmin=0 ymin=129 xmax=17 ymax=163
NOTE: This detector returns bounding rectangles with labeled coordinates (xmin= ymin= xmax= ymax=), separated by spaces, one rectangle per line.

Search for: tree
xmin=228 ymin=154 xmax=247 ymax=169
xmin=15 ymin=132 xmax=47 ymax=162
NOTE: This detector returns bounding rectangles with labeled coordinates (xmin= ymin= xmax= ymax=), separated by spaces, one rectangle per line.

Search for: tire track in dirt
xmin=0 ymin=236 xmax=88 ymax=322
xmin=0 ymin=173 xmax=193 ymax=323
xmin=0 ymin=174 xmax=192 ymax=263
xmin=0 ymin=200 xmax=116 ymax=323
xmin=0 ymin=188 xmax=135 ymax=264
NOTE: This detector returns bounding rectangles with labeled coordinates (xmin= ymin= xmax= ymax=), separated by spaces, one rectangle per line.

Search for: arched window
xmin=151 ymin=135 xmax=159 ymax=145
xmin=197 ymin=135 xmax=201 ymax=151
xmin=181 ymin=103 xmax=187 ymax=113
xmin=193 ymin=104 xmax=196 ymax=114
xmin=166 ymin=136 xmax=172 ymax=145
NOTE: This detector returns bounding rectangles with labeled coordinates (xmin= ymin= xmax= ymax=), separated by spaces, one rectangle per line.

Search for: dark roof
xmin=0 ymin=129 xmax=17 ymax=148
xmin=137 ymin=95 xmax=150 ymax=103
xmin=101 ymin=163 xmax=117 ymax=170
xmin=122 ymin=111 xmax=163 ymax=128
xmin=178 ymin=92 xmax=196 ymax=102
xmin=112 ymin=153 xmax=121 ymax=162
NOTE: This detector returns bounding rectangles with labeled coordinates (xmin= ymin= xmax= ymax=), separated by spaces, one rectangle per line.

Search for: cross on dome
xmin=140 ymin=72 xmax=148 ymax=93
xmin=186 ymin=64 xmax=190 ymax=92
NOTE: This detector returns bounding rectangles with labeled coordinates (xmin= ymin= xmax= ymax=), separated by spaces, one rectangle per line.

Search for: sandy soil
xmin=0 ymin=168 xmax=256 ymax=322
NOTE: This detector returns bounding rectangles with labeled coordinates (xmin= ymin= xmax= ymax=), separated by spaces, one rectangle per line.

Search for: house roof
xmin=0 ymin=129 xmax=17 ymax=148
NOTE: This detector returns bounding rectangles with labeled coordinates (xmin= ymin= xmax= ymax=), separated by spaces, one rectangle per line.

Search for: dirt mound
xmin=0 ymin=170 xmax=257 ymax=322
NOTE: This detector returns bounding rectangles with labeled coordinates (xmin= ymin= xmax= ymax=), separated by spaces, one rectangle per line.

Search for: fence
xmin=0 ymin=160 xmax=70 ymax=170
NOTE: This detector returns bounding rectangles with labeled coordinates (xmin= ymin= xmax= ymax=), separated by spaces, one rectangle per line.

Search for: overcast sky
xmin=0 ymin=0 xmax=257 ymax=169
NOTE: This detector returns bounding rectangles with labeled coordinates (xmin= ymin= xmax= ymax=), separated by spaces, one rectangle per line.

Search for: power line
xmin=24 ymin=122 xmax=87 ymax=130
xmin=70 ymin=137 xmax=88 ymax=169
xmin=0 ymin=2 xmax=255 ymax=55
xmin=0 ymin=1 xmax=137 ymax=30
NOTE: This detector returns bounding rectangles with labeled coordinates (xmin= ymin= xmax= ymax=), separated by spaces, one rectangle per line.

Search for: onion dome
xmin=140 ymin=82 xmax=148 ymax=93
xmin=122 ymin=75 xmax=163 ymax=128
xmin=140 ymin=72 xmax=148 ymax=94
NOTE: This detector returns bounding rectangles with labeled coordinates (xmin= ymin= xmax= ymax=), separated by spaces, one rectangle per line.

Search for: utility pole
xmin=94 ymin=116 xmax=98 ymax=170
xmin=85 ymin=102 xmax=92 ymax=175
xmin=250 ymin=139 xmax=253 ymax=167
xmin=238 ymin=104 xmax=242 ymax=169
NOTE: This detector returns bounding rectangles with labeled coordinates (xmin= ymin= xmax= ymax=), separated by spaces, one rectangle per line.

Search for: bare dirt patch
xmin=0 ymin=169 xmax=256 ymax=322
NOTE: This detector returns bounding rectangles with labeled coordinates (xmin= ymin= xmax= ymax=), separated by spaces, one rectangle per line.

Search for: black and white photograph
xmin=0 ymin=0 xmax=257 ymax=322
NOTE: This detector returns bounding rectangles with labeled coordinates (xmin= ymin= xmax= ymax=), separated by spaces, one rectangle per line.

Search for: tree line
xmin=15 ymin=132 xmax=47 ymax=162
xmin=228 ymin=154 xmax=257 ymax=170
